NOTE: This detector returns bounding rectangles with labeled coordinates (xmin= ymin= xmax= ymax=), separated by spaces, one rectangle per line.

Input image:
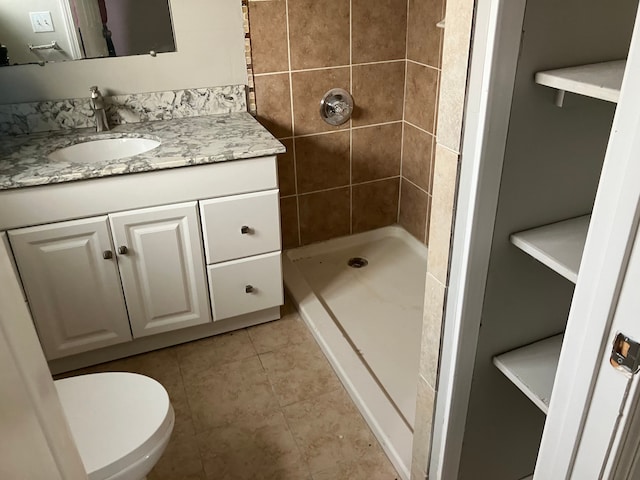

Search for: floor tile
xmin=248 ymin=311 xmax=313 ymax=354
xmin=197 ymin=410 xmax=311 ymax=480
xmin=312 ymin=446 xmax=400 ymax=479
xmin=283 ymin=388 xmax=381 ymax=474
xmin=148 ymin=432 xmax=205 ymax=480
xmin=184 ymin=355 xmax=280 ymax=432
xmin=175 ymin=330 xmax=257 ymax=383
xmin=260 ymin=339 xmax=342 ymax=406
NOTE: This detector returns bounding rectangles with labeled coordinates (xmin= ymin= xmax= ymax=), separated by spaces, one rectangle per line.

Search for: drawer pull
xmin=102 ymin=250 xmax=113 ymax=260
xmin=241 ymin=225 xmax=252 ymax=235
xmin=245 ymin=284 xmax=255 ymax=294
xmin=117 ymin=246 xmax=129 ymax=255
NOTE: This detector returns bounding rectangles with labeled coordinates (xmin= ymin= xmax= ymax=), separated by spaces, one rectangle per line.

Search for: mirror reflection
xmin=0 ymin=0 xmax=176 ymax=66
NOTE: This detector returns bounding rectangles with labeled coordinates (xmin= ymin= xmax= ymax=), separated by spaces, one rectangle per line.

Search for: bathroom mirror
xmin=0 ymin=0 xmax=176 ymax=66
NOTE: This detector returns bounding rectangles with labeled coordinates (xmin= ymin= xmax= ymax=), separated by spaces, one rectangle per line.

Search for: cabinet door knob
xmin=245 ymin=285 xmax=254 ymax=293
xmin=117 ymin=246 xmax=129 ymax=255
xmin=102 ymin=250 xmax=113 ymax=259
xmin=241 ymin=225 xmax=251 ymax=235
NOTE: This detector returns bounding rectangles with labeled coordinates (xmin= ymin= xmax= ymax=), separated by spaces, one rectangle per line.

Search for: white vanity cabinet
xmin=8 ymin=217 xmax=133 ymax=359
xmin=200 ymin=189 xmax=283 ymax=320
xmin=109 ymin=202 xmax=211 ymax=338
xmin=0 ymin=156 xmax=283 ymax=371
xmin=9 ymin=202 xmax=211 ymax=360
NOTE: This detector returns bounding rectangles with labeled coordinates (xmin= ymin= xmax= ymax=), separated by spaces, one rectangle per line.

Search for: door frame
xmin=428 ymin=0 xmax=527 ymax=477
xmin=430 ymin=0 xmax=640 ymax=478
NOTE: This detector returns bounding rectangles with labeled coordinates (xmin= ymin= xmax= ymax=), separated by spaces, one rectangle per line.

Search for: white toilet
xmin=55 ymin=372 xmax=175 ymax=480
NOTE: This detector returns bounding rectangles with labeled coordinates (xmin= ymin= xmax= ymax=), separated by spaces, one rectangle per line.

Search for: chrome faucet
xmin=89 ymin=86 xmax=110 ymax=132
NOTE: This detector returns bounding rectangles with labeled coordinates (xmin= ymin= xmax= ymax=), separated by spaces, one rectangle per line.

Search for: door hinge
xmin=610 ymin=333 xmax=640 ymax=375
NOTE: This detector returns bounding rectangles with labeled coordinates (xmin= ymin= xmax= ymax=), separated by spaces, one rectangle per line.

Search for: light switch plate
xmin=29 ymin=11 xmax=55 ymax=33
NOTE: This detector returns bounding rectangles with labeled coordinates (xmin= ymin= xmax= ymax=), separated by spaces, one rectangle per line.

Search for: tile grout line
xmin=405 ymin=118 xmax=436 ymax=137
xmin=252 ymin=58 xmax=406 ymax=77
xmin=292 ymin=175 xmax=402 ymax=198
xmin=283 ymin=0 xmax=302 ymax=247
xmin=407 ymin=58 xmax=441 ymax=72
xmin=398 ymin=0 xmax=412 ymax=224
xmin=349 ymin=0 xmax=354 ymax=235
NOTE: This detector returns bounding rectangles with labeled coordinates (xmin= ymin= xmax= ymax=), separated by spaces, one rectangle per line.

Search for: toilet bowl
xmin=55 ymin=372 xmax=175 ymax=480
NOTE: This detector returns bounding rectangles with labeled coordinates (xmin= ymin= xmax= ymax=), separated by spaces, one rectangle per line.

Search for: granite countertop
xmin=0 ymin=112 xmax=285 ymax=190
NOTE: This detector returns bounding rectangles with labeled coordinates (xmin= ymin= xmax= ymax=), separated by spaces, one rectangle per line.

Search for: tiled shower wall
xmin=248 ymin=0 xmax=444 ymax=248
xmin=400 ymin=0 xmax=446 ymax=243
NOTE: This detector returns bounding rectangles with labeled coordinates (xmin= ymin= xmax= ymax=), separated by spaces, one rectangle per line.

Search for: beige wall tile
xmin=248 ymin=0 xmax=289 ymax=74
xmin=295 ymin=132 xmax=350 ymax=193
xmin=352 ymin=0 xmax=408 ymax=63
xmin=280 ymin=196 xmax=300 ymax=249
xmin=427 ymin=144 xmax=460 ymax=284
xmin=411 ymin=376 xmax=435 ymax=480
xmin=402 ymin=123 xmax=435 ymax=192
xmin=399 ymin=179 xmax=430 ymax=243
xmin=352 ymin=178 xmax=400 ymax=233
xmin=277 ymin=138 xmax=296 ymax=197
xmin=352 ymin=123 xmax=402 ymax=182
xmin=291 ymin=68 xmax=351 ymax=135
xmin=407 ymin=0 xmax=445 ymax=67
xmin=436 ymin=0 xmax=474 ymax=152
xmin=420 ymin=273 xmax=446 ymax=386
xmin=299 ymin=187 xmax=350 ymax=245
xmin=405 ymin=62 xmax=439 ymax=133
xmin=353 ymin=62 xmax=405 ymax=126
xmin=288 ymin=0 xmax=350 ymax=70
xmin=254 ymin=73 xmax=293 ymax=138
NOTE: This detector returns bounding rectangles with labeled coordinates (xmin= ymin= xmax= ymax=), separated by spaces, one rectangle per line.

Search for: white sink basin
xmin=49 ymin=137 xmax=161 ymax=163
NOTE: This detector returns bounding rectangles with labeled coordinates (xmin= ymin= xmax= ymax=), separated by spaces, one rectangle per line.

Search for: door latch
xmin=610 ymin=333 xmax=640 ymax=375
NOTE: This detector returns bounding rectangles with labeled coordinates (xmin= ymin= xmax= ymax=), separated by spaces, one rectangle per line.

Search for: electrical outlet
xmin=29 ymin=12 xmax=55 ymax=33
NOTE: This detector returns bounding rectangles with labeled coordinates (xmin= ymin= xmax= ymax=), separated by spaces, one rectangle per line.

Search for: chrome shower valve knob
xmin=320 ymin=88 xmax=354 ymax=126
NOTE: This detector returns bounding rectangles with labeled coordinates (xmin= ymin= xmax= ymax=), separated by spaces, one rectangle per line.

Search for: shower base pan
xmin=283 ymin=225 xmax=428 ymax=479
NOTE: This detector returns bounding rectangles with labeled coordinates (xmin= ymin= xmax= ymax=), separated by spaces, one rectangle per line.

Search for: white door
xmin=533 ymin=6 xmax=640 ymax=478
xmin=109 ymin=202 xmax=211 ymax=338
xmin=8 ymin=216 xmax=131 ymax=360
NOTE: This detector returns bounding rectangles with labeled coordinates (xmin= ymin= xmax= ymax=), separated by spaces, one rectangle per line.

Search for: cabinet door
xmin=8 ymin=217 xmax=131 ymax=360
xmin=109 ymin=202 xmax=211 ymax=338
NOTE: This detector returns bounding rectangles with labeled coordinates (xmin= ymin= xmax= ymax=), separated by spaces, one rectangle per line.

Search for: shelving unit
xmin=493 ymin=334 xmax=563 ymax=414
xmin=510 ymin=215 xmax=590 ymax=283
xmin=535 ymin=60 xmax=625 ymax=106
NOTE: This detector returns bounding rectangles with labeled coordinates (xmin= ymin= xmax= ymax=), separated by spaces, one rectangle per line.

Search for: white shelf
xmin=535 ymin=60 xmax=625 ymax=104
xmin=493 ymin=334 xmax=563 ymax=414
xmin=510 ymin=215 xmax=590 ymax=283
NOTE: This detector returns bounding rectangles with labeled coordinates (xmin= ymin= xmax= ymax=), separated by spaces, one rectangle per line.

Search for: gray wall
xmin=0 ymin=0 xmax=247 ymax=104
xmin=458 ymin=0 xmax=638 ymax=478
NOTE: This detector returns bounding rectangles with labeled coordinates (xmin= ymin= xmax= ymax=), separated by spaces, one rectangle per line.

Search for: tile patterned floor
xmin=63 ymin=301 xmax=400 ymax=480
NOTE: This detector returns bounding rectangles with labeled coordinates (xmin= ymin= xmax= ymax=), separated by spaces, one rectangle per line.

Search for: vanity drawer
xmin=207 ymin=251 xmax=283 ymax=321
xmin=200 ymin=189 xmax=281 ymax=263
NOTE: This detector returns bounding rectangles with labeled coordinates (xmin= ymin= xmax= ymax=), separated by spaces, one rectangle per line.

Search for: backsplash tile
xmin=0 ymin=85 xmax=247 ymax=136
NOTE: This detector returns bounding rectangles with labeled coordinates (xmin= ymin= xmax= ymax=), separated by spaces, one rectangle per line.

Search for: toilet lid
xmin=55 ymin=372 xmax=173 ymax=479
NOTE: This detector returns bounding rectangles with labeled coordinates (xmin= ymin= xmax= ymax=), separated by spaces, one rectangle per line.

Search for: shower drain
xmin=347 ymin=257 xmax=369 ymax=268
